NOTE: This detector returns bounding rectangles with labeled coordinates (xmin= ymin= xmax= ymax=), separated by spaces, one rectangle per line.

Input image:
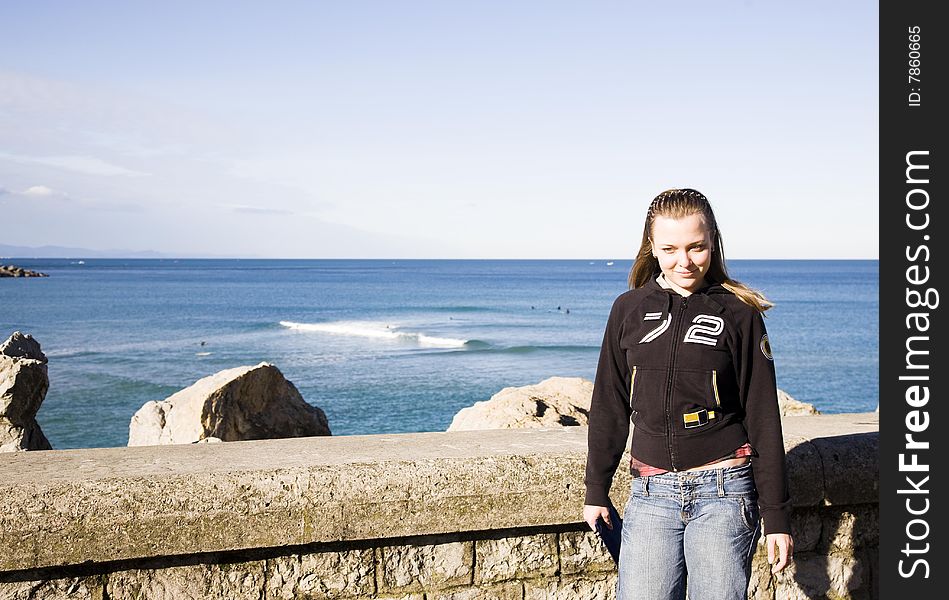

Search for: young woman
xmin=582 ymin=188 xmax=794 ymax=599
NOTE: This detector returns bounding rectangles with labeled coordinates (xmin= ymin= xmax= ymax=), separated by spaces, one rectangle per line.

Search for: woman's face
xmin=650 ymin=213 xmax=713 ymax=293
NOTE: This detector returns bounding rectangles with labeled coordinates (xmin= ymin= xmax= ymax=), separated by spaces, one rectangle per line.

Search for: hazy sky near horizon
xmin=2 ymin=1 xmax=878 ymax=259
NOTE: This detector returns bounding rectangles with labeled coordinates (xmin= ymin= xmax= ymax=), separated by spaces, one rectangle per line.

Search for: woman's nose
xmin=676 ymin=251 xmax=692 ymax=266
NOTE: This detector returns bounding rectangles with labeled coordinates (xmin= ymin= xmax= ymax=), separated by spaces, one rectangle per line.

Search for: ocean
xmin=1 ymin=259 xmax=878 ymax=450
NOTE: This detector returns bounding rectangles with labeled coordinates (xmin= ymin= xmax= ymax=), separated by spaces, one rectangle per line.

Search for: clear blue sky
xmin=1 ymin=1 xmax=878 ymax=258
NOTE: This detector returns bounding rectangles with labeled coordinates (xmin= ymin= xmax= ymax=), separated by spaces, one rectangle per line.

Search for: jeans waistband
xmin=636 ymin=462 xmax=755 ymax=497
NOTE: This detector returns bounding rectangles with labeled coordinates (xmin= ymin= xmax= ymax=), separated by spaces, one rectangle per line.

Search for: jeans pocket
xmin=737 ymin=497 xmax=760 ymax=532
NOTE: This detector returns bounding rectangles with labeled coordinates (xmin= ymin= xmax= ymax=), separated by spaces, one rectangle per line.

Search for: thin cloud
xmin=229 ymin=204 xmax=295 ymax=216
xmin=22 ymin=185 xmax=57 ymax=197
xmin=9 ymin=184 xmax=69 ymax=200
xmin=0 ymin=152 xmax=149 ymax=177
xmin=6 ymin=184 xmax=143 ymax=212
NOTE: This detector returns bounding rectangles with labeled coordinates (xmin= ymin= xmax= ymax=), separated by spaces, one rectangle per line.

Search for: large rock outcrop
xmin=448 ymin=376 xmax=818 ymax=431
xmin=0 ymin=331 xmax=53 ymax=451
xmin=447 ymin=376 xmax=594 ymax=431
xmin=777 ymin=388 xmax=821 ymax=415
xmin=128 ymin=362 xmax=331 ymax=446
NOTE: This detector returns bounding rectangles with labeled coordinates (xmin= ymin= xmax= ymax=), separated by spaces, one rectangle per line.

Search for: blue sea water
xmin=1 ymin=259 xmax=878 ymax=450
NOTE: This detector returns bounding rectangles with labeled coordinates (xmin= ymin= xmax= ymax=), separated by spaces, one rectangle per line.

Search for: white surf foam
xmin=279 ymin=320 xmax=467 ymax=348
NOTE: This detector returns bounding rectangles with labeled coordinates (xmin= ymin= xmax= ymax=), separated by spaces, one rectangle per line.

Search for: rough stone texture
xmin=0 ymin=576 xmax=102 ymax=600
xmin=789 ymin=507 xmax=823 ymax=554
xmin=447 ymin=375 xmax=815 ymax=431
xmin=524 ymin=575 xmax=618 ymax=599
xmin=0 ymin=511 xmax=867 ymax=600
xmin=475 ymin=534 xmax=558 ymax=583
xmin=448 ymin=376 xmax=594 ymax=430
xmin=747 ymin=502 xmax=879 ymax=600
xmin=774 ymin=554 xmax=868 ymax=600
xmin=783 ymin=435 xmax=825 ymax=507
xmin=378 ymin=542 xmax=473 ymax=593
xmin=267 ymin=550 xmax=375 ymax=599
xmin=0 ymin=332 xmax=47 ymax=361
xmin=811 ymin=432 xmax=879 ymax=506
xmin=127 ymin=362 xmax=330 ymax=446
xmin=0 ymin=332 xmax=52 ymax=452
xmin=559 ymin=530 xmax=616 ymax=575
xmin=428 ymin=582 xmax=523 ymax=600
xmin=106 ymin=561 xmax=266 ymax=600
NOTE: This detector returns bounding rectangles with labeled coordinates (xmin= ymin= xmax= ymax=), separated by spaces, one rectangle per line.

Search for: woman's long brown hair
xmin=627 ymin=188 xmax=773 ymax=312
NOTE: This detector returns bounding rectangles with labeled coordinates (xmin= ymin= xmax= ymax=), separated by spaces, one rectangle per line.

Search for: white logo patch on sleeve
xmin=760 ymin=334 xmax=773 ymax=360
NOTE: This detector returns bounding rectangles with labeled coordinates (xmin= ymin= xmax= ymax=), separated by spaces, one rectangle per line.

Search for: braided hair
xmin=629 ymin=188 xmax=773 ymax=312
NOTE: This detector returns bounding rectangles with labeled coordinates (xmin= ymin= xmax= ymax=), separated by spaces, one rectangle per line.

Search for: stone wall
xmin=0 ymin=414 xmax=878 ymax=599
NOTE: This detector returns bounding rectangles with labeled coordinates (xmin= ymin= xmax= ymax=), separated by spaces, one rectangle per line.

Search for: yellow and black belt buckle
xmin=683 ymin=408 xmax=716 ymax=428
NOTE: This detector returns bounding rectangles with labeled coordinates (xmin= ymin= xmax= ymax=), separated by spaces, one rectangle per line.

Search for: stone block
xmin=746 ymin=553 xmax=775 ymax=600
xmin=475 ymin=534 xmax=558 ymax=583
xmin=377 ymin=541 xmax=473 ymax=593
xmin=559 ymin=529 xmax=616 ymax=575
xmin=811 ymin=432 xmax=878 ymax=506
xmin=850 ymin=505 xmax=879 ymax=550
xmin=0 ymin=576 xmax=102 ymax=600
xmin=1 ymin=419 xmax=877 ymax=574
xmin=774 ymin=554 xmax=869 ymax=600
xmin=784 ymin=436 xmax=824 ymax=507
xmin=106 ymin=561 xmax=265 ymax=600
xmin=428 ymin=582 xmax=523 ymax=600
xmin=266 ymin=549 xmax=374 ymax=599
xmin=524 ymin=574 xmax=617 ymax=599
xmin=822 ymin=509 xmax=858 ymax=556
xmin=790 ymin=507 xmax=823 ymax=553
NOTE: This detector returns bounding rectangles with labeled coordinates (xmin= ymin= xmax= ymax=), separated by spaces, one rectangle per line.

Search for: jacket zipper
xmin=712 ymin=369 xmax=721 ymax=407
xmin=665 ymin=296 xmax=688 ymax=470
xmin=629 ymin=365 xmax=638 ymax=409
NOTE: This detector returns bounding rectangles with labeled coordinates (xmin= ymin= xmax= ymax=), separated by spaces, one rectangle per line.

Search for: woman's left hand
xmin=766 ymin=533 xmax=794 ymax=573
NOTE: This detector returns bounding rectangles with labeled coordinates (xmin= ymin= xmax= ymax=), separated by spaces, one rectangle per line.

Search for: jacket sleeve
xmin=736 ymin=308 xmax=792 ymax=535
xmin=584 ymin=295 xmax=632 ymax=507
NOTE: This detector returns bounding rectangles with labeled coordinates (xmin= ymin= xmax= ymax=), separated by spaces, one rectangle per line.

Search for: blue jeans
xmin=616 ymin=462 xmax=761 ymax=600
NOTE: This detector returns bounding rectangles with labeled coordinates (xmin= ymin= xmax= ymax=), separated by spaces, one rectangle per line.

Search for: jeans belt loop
xmin=641 ymin=475 xmax=649 ymax=497
xmin=717 ymin=468 xmax=726 ymax=497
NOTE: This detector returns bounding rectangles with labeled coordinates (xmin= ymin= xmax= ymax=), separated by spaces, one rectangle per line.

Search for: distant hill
xmin=0 ymin=244 xmax=170 ymax=259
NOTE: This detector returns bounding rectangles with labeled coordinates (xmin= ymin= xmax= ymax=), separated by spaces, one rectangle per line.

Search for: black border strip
xmin=880 ymin=0 xmax=945 ymax=595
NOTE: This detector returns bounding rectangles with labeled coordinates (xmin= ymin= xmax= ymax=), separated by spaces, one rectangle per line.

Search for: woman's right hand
xmin=583 ymin=504 xmax=612 ymax=532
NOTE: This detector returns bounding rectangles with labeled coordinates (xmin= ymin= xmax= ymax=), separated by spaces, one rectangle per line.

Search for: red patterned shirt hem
xmin=630 ymin=442 xmax=757 ymax=478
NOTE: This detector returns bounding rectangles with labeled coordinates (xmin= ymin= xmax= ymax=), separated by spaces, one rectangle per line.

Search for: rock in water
xmin=128 ymin=362 xmax=331 ymax=446
xmin=0 ymin=264 xmax=49 ymax=277
xmin=447 ymin=376 xmax=594 ymax=431
xmin=447 ymin=374 xmax=817 ymax=431
xmin=0 ymin=331 xmax=53 ymax=451
xmin=777 ymin=389 xmax=820 ymax=416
